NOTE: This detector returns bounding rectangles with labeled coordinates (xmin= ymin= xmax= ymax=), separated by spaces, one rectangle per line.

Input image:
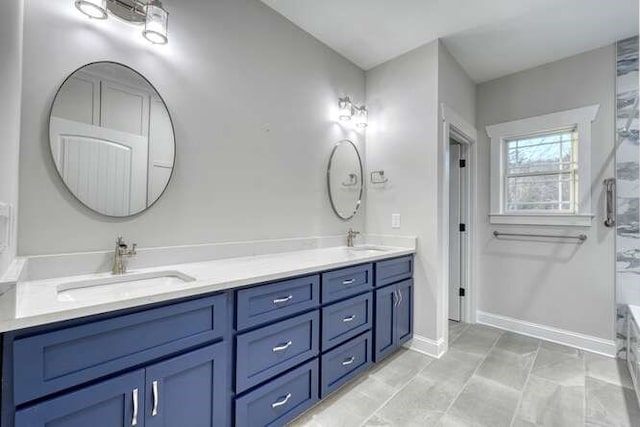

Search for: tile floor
xmin=289 ymin=322 xmax=640 ymax=427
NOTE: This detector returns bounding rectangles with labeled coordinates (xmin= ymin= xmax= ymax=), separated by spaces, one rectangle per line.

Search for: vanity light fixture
xmin=74 ymin=0 xmax=170 ymax=45
xmin=354 ymin=106 xmax=368 ymax=128
xmin=338 ymin=97 xmax=353 ymax=121
xmin=75 ymin=0 xmax=108 ymax=19
xmin=142 ymin=0 xmax=169 ymax=44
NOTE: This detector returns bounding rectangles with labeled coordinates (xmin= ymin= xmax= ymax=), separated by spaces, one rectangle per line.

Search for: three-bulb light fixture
xmin=338 ymin=97 xmax=368 ymax=128
xmin=74 ymin=0 xmax=169 ymax=45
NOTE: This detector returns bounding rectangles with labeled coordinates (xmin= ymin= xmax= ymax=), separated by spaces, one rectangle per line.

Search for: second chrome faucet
xmin=347 ymin=229 xmax=360 ymax=247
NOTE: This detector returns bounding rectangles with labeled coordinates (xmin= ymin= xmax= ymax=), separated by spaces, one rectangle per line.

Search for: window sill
xmin=489 ymin=213 xmax=593 ymax=227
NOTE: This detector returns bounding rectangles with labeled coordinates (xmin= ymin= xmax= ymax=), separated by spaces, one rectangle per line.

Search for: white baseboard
xmin=477 ymin=311 xmax=616 ymax=357
xmin=404 ymin=334 xmax=447 ymax=358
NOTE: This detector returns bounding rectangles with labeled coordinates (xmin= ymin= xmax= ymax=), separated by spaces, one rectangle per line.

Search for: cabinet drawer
xmin=322 ymin=292 xmax=373 ymax=351
xmin=236 ymin=275 xmax=319 ymax=331
xmin=13 ymin=293 xmax=228 ymax=405
xmin=235 ymin=359 xmax=318 ymax=427
xmin=320 ymin=332 xmax=372 ymax=397
xmin=375 ymin=256 xmax=413 ymax=287
xmin=236 ymin=311 xmax=319 ymax=392
xmin=322 ymin=263 xmax=373 ymax=303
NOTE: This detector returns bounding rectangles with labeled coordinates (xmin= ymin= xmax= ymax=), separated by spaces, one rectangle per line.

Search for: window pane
xmin=506 ymin=131 xmax=576 ymax=175
xmin=506 ymin=174 xmax=573 ymax=212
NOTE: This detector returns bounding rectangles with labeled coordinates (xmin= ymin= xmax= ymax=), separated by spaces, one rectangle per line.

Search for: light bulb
xmin=143 ymin=0 xmax=169 ymax=45
xmin=75 ymin=0 xmax=108 ymax=19
xmin=355 ymin=106 xmax=368 ymax=128
xmin=338 ymin=97 xmax=353 ymax=121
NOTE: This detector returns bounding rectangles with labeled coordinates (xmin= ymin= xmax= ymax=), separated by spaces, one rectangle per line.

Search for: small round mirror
xmin=327 ymin=140 xmax=364 ymax=220
xmin=49 ymin=62 xmax=175 ymax=217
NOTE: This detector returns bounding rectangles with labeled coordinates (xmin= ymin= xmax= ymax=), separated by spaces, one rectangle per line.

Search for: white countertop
xmin=0 ymin=245 xmax=413 ymax=333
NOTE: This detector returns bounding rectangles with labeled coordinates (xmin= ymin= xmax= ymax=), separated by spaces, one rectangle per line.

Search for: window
xmin=504 ymin=129 xmax=578 ymax=213
xmin=487 ymin=105 xmax=599 ymax=226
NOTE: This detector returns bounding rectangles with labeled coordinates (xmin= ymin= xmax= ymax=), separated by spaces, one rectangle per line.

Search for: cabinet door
xmin=374 ymin=284 xmax=397 ymax=362
xmin=396 ymin=280 xmax=414 ymax=346
xmin=15 ymin=370 xmax=144 ymax=427
xmin=145 ymin=342 xmax=229 ymax=427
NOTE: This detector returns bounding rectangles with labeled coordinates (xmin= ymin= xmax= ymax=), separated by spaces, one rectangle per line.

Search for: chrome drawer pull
xmin=342 ymin=279 xmax=356 ymax=285
xmin=342 ymin=356 xmax=356 ymax=366
xmin=271 ymin=392 xmax=292 ymax=409
xmin=272 ymin=341 xmax=293 ymax=352
xmin=342 ymin=315 xmax=356 ymax=323
xmin=273 ymin=295 xmax=293 ymax=305
xmin=132 ymin=388 xmax=139 ymax=426
xmin=151 ymin=380 xmax=159 ymax=417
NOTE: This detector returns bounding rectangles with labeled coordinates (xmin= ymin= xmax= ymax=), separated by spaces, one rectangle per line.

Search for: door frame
xmin=440 ymin=104 xmax=478 ymax=340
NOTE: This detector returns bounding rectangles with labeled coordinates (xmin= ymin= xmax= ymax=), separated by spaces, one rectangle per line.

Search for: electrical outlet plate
xmin=391 ymin=213 xmax=401 ymax=229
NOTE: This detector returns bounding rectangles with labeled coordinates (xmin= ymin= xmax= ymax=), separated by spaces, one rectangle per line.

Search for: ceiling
xmin=261 ymin=0 xmax=639 ymax=82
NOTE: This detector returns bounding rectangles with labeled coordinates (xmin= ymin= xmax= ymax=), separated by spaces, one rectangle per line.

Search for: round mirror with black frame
xmin=327 ymin=139 xmax=364 ymax=220
xmin=49 ymin=61 xmax=176 ymax=217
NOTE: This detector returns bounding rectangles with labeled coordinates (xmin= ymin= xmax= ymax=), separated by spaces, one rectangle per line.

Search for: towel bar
xmin=493 ymin=230 xmax=587 ymax=241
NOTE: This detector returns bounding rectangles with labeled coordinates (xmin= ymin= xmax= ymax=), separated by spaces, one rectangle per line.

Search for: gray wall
xmin=0 ymin=0 xmax=23 ymax=276
xmin=438 ymin=44 xmax=476 ymax=128
xmin=365 ymin=41 xmax=475 ymax=343
xmin=476 ymin=45 xmax=616 ymax=340
xmin=18 ymin=0 xmax=366 ymax=256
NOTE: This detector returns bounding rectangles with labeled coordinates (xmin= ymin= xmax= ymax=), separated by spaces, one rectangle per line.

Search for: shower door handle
xmin=604 ymin=178 xmax=616 ymax=228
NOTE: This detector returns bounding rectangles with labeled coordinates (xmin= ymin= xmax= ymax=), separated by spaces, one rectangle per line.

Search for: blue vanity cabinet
xmin=144 ymin=342 xmax=228 ymax=427
xmin=2 ymin=254 xmax=414 ymax=427
xmin=374 ymin=278 xmax=414 ymax=362
xmin=15 ymin=370 xmax=145 ymax=427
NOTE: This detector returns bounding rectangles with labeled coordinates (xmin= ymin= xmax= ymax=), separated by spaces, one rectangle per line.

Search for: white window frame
xmin=486 ymin=105 xmax=599 ymax=226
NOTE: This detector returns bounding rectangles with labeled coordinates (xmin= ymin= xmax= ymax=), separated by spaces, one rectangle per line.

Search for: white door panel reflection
xmin=50 ymin=117 xmax=148 ymax=216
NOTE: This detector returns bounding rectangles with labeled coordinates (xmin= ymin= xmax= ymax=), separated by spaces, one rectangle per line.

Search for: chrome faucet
xmin=113 ymin=236 xmax=137 ymax=275
xmin=347 ymin=229 xmax=360 ymax=247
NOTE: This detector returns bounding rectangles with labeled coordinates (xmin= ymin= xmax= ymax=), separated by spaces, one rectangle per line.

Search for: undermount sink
xmin=56 ymin=270 xmax=196 ymax=302
xmin=348 ymin=245 xmax=391 ymax=253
